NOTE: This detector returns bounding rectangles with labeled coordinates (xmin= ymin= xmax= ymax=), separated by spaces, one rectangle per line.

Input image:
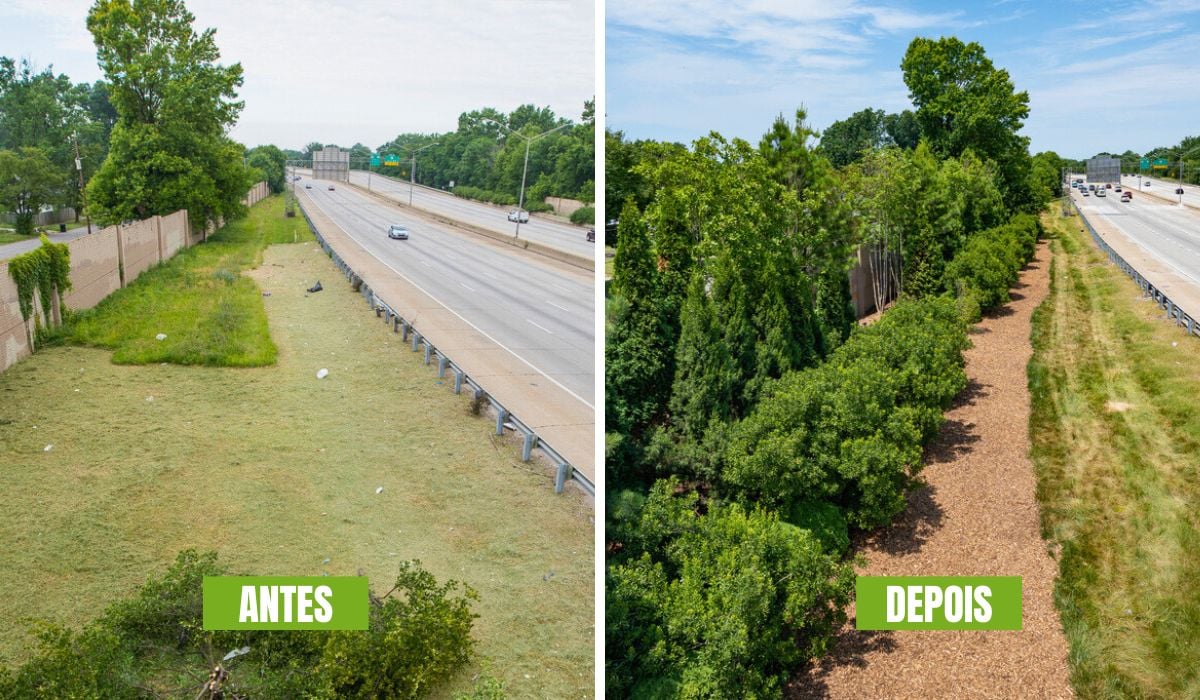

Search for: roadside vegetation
xmin=1029 ymin=210 xmax=1200 ymax=698
xmin=58 ymin=195 xmax=309 ymax=366
xmin=605 ymin=36 xmax=1058 ymax=697
xmin=0 ymin=219 xmax=593 ymax=697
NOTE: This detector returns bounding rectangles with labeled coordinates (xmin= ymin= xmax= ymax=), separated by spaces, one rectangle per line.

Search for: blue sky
xmin=0 ymin=0 xmax=594 ymax=150
xmin=606 ymin=0 xmax=1200 ymax=159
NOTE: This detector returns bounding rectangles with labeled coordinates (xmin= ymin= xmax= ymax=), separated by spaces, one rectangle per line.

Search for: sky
xmin=0 ymin=0 xmax=595 ymax=151
xmin=607 ymin=0 xmax=1200 ymax=160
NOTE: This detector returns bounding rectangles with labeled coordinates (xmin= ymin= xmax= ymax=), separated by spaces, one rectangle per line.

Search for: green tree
xmin=85 ymin=0 xmax=252 ymax=229
xmin=247 ymin=144 xmax=286 ymax=193
xmin=818 ymin=107 xmax=889 ymax=168
xmin=0 ymin=147 xmax=66 ymax=234
xmin=901 ymin=36 xmax=1033 ymax=209
xmin=884 ymin=109 xmax=920 ymax=150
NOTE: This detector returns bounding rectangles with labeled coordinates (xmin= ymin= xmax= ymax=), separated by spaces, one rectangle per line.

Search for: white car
xmin=387 ymin=224 xmax=409 ymax=240
xmin=507 ymin=209 xmax=530 ymax=223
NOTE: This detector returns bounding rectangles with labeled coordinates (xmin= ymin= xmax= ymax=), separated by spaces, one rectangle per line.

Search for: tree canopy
xmin=85 ymin=0 xmax=254 ymax=228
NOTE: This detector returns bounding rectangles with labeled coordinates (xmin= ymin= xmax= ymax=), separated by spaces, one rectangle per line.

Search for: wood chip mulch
xmin=791 ymin=240 xmax=1073 ymax=699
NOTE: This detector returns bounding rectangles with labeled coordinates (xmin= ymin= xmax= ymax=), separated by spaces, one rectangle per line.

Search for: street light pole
xmin=72 ymin=132 xmax=92 ymax=234
xmin=477 ymin=118 xmax=571 ymax=238
xmin=404 ymin=142 xmax=439 ymax=207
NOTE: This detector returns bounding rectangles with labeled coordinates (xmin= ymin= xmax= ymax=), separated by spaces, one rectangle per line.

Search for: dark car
xmin=1177 ymin=187 xmax=1186 ymax=195
xmin=586 ymin=228 xmax=595 ymax=242
xmin=328 ymin=185 xmax=335 ymax=191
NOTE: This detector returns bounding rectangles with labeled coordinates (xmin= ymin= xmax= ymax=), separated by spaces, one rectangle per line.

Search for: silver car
xmin=387 ymin=224 xmax=409 ymax=240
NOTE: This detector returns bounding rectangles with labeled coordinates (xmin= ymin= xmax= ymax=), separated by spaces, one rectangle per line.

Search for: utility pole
xmin=72 ymin=132 xmax=92 ymax=234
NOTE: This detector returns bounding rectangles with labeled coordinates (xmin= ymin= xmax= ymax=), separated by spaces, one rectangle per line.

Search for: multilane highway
xmin=295 ymin=169 xmax=593 ymax=257
xmin=1074 ymin=185 xmax=1200 ymax=286
xmin=300 ymin=182 xmax=595 ymax=406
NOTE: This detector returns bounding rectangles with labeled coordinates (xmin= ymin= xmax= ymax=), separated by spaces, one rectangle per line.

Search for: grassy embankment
xmin=1029 ymin=209 xmax=1200 ymax=698
xmin=0 ymin=195 xmax=594 ymax=697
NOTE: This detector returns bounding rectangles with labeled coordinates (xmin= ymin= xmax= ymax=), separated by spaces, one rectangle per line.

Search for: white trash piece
xmin=375 ymin=486 xmax=384 ymax=494
xmin=316 ymin=368 xmax=329 ymax=379
xmin=155 ymin=333 xmax=167 ymax=341
xmin=43 ymin=444 xmax=53 ymax=452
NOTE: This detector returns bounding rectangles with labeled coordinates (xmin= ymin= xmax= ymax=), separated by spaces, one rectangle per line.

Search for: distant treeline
xmin=285 ymin=101 xmax=595 ymax=209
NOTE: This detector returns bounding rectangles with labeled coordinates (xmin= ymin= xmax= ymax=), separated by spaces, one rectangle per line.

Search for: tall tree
xmin=901 ymin=37 xmax=1033 ymax=209
xmin=86 ymin=0 xmax=252 ymax=228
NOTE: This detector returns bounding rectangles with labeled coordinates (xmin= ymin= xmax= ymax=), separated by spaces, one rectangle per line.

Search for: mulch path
xmin=791 ymin=240 xmax=1073 ymax=698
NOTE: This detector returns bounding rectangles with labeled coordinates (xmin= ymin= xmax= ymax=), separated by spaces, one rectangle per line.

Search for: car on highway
xmin=507 ymin=209 xmax=530 ymax=223
xmin=1177 ymin=187 xmax=1186 ymax=195
xmin=387 ymin=224 xmax=409 ymax=240
xmin=1121 ymin=192 xmax=1133 ymax=202
xmin=305 ymin=184 xmax=312 ymax=189
xmin=1115 ymin=185 xmax=1122 ymax=192
xmin=328 ymin=185 xmax=335 ymax=191
xmin=586 ymin=228 xmax=595 ymax=242
xmin=1082 ymin=189 xmax=1090 ymax=196
xmin=1096 ymin=188 xmax=1106 ymax=197
xmin=1105 ymin=183 xmax=1112 ymax=189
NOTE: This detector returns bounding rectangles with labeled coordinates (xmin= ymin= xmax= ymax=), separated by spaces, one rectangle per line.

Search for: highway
xmin=294 ymin=169 xmax=594 ymax=257
xmin=1119 ymin=173 xmax=1200 ymax=210
xmin=1073 ymin=185 xmax=1200 ymax=286
xmin=299 ymin=182 xmax=595 ymax=406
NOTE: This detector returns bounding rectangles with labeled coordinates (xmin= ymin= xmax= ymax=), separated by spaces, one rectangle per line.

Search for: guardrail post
xmin=411 ymin=332 xmax=421 ymax=352
xmin=453 ymin=368 xmax=463 ymax=394
xmin=555 ymin=462 xmax=570 ymax=494
xmin=438 ymin=355 xmax=448 ymax=378
xmin=522 ymin=431 xmax=536 ymax=462
xmin=402 ymin=321 xmax=410 ymax=341
xmin=423 ymin=342 xmax=432 ymax=365
xmin=393 ymin=316 xmax=400 ymax=333
xmin=495 ymin=406 xmax=507 ymax=436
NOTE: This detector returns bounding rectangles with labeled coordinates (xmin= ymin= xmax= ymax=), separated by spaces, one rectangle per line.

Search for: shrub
xmin=606 ymin=480 xmax=853 ymax=699
xmin=944 ymin=213 xmax=1041 ymax=313
xmin=570 ymin=206 xmax=595 ymax=226
xmin=0 ymin=551 xmax=482 ymax=699
xmin=723 ymin=297 xmax=968 ymax=529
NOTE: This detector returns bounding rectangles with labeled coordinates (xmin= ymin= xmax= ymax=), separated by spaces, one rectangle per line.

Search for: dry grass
xmin=1029 ymin=211 xmax=1200 ymax=697
xmin=0 ymin=238 xmax=593 ymax=698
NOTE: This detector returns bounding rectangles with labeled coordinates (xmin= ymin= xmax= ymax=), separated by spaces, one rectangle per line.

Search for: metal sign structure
xmin=384 ymin=153 xmax=400 ymax=166
xmin=313 ymin=146 xmax=349 ymax=181
xmin=1086 ymin=156 xmax=1121 ymax=184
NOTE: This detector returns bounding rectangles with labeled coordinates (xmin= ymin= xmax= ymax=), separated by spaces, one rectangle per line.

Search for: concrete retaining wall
xmin=65 ymin=227 xmax=121 ymax=311
xmin=0 ymin=261 xmax=33 ymax=372
xmin=160 ymin=210 xmax=188 ymax=260
xmin=118 ymin=217 xmax=161 ymax=285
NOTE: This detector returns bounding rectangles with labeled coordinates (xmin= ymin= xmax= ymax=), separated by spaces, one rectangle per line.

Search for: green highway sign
xmin=384 ymin=153 xmax=400 ymax=166
xmin=370 ymin=153 xmax=380 ymax=167
xmin=1153 ymin=157 xmax=1168 ymax=170
xmin=1140 ymin=158 xmax=1149 ymax=171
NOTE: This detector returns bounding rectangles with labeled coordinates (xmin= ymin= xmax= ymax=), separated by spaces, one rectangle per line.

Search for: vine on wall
xmin=7 ymin=235 xmax=72 ymax=347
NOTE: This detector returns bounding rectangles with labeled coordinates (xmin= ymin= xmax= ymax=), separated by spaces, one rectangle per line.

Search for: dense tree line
xmin=605 ymin=36 xmax=1053 ymax=697
xmin=0 ymin=57 xmax=116 ymax=233
xmin=288 ymin=101 xmax=594 ymax=212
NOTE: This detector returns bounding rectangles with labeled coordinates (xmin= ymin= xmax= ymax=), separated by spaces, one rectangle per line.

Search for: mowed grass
xmin=61 ymin=196 xmax=312 ymax=366
xmin=0 ymin=213 xmax=593 ymax=697
xmin=0 ymin=231 xmax=27 ymax=245
xmin=1029 ymin=210 xmax=1200 ymax=698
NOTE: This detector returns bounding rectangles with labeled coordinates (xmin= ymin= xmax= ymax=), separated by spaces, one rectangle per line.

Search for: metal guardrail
xmin=1073 ymin=199 xmax=1200 ymax=338
xmin=296 ymin=202 xmax=593 ymax=496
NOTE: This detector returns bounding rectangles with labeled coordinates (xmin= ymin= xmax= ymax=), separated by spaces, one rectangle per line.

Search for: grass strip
xmin=58 ymin=196 xmax=312 ymax=366
xmin=1029 ymin=209 xmax=1200 ymax=698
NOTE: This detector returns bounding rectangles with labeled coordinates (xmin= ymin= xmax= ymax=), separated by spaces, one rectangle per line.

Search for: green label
xmin=855 ymin=576 xmax=1022 ymax=630
xmin=202 ymin=576 xmax=369 ymax=630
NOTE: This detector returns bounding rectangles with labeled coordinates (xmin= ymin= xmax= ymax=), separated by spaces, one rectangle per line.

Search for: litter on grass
xmin=316 ymin=368 xmax=329 ymax=379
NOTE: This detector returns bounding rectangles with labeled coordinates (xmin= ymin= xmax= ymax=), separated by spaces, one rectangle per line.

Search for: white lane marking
xmin=460 ymin=282 xmax=475 ymax=292
xmin=546 ymin=301 xmax=569 ymax=312
xmin=303 ymin=193 xmax=593 ymax=410
xmin=421 ymin=260 xmax=431 ymax=268
xmin=528 ymin=319 xmax=554 ymax=335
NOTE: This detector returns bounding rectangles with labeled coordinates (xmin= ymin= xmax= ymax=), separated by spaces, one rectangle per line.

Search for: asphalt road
xmin=0 ymin=223 xmax=92 ymax=261
xmin=293 ymin=169 xmax=594 ymax=257
xmin=301 ymin=182 xmax=595 ymax=406
xmin=1074 ymin=187 xmax=1200 ymax=286
xmin=1119 ymin=173 xmax=1200 ymax=209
